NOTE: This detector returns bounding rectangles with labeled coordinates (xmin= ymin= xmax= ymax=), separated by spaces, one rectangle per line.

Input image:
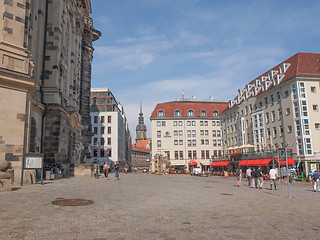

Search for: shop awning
xmin=238 ymin=159 xmax=270 ymax=166
xmin=275 ymin=158 xmax=295 ymax=165
xmin=188 ymin=160 xmax=198 ymax=166
xmin=259 ymin=158 xmax=272 ymax=166
xmin=210 ymin=161 xmax=230 ymax=167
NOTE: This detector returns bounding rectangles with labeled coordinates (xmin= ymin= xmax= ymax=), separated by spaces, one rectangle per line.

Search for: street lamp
xmin=95 ymin=141 xmax=100 ymax=179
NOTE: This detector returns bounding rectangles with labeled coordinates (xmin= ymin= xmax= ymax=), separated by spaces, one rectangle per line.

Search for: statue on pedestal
xmin=154 ymin=154 xmax=171 ymax=175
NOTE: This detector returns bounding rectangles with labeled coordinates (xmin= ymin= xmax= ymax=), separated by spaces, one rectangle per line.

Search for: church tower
xmin=136 ymin=102 xmax=147 ymax=142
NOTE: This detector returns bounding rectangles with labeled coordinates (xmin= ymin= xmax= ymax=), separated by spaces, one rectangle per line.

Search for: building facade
xmin=150 ymin=99 xmax=229 ymax=172
xmin=0 ymin=0 xmax=100 ymax=184
xmin=90 ymin=88 xmax=131 ymax=167
xmin=221 ymin=52 xmax=320 ymax=174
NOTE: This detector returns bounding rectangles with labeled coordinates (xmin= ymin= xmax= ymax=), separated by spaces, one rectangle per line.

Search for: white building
xmin=90 ymin=88 xmax=131 ymax=167
xmin=221 ymin=52 xmax=320 ymax=174
xmin=150 ymin=99 xmax=229 ymax=172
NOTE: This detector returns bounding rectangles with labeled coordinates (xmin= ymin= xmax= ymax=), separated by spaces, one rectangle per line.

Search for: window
xmin=100 ymin=149 xmax=104 ymax=157
xmin=187 ymin=130 xmax=191 ymax=137
xmin=205 ymin=130 xmax=208 ymax=135
xmin=174 ymin=130 xmax=178 ymax=136
xmin=205 ymin=139 xmax=209 ymax=145
xmin=192 ymin=130 xmax=196 ymax=137
xmin=200 ymin=130 xmax=204 ymax=135
xmin=192 ymin=140 xmax=196 ymax=146
xmin=200 ymin=121 xmax=204 ymax=126
xmin=94 ymin=116 xmax=98 ymax=123
xmin=174 ymin=151 xmax=178 ymax=160
xmin=200 ymin=110 xmax=207 ymax=116
xmin=193 ymin=150 xmax=197 ymax=159
xmin=271 ymin=111 xmax=275 ymax=122
xmin=108 ymin=138 xmax=111 ymax=145
xmin=165 ymin=151 xmax=170 ymax=160
xmin=286 ymin=108 xmax=290 ymax=115
xmin=188 ymin=109 xmax=194 ymax=116
xmin=201 ymin=139 xmax=204 ymax=145
xmin=162 ymin=121 xmax=166 ymax=126
xmin=179 ymin=130 xmax=183 ymax=136
xmin=188 ymin=151 xmax=192 ymax=159
xmin=284 ymin=90 xmax=289 ymax=97
xmin=101 ymin=116 xmax=105 ymax=123
xmin=277 ymin=92 xmax=281 ymax=102
xmin=157 ymin=131 xmax=161 ymax=137
xmin=204 ymin=121 xmax=208 ymax=126
xmin=157 ymin=121 xmax=161 ymax=126
xmin=265 ymin=97 xmax=268 ymax=107
xmin=94 ymin=127 xmax=98 ymax=134
xmin=179 ymin=140 xmax=183 ymax=145
xmin=108 ymin=127 xmax=111 ymax=134
xmin=271 ymin=95 xmax=274 ymax=105
xmin=158 ymin=110 xmax=164 ymax=117
xmin=217 ymin=130 xmax=221 ymax=137
xmin=267 ymin=128 xmax=270 ymax=139
xmin=278 ymin=109 xmax=282 ymax=120
xmin=93 ymin=137 xmax=97 ymax=145
xmin=217 ymin=121 xmax=220 ymax=126
xmin=174 ymin=121 xmax=177 ymax=126
xmin=212 ymin=130 xmax=216 ymax=137
xmin=259 ymin=102 xmax=262 ymax=108
xmin=213 ymin=140 xmax=217 ymax=146
xmin=178 ymin=121 xmax=182 ymax=126
xmin=311 ymin=86 xmax=316 ymax=93
xmin=273 ymin=127 xmax=277 ymax=138
xmin=192 ymin=121 xmax=196 ymax=126
xmin=174 ymin=109 xmax=181 ymax=117
xmin=201 ymin=150 xmax=205 ymax=159
xmin=108 ymin=116 xmax=111 ymax=123
xmin=174 ymin=140 xmax=178 ymax=145
xmin=101 ymin=127 xmax=105 ymax=134
xmin=157 ymin=140 xmax=161 ymax=147
xmin=188 ymin=140 xmax=191 ymax=147
xmin=217 ymin=140 xmax=221 ymax=146
xmin=179 ymin=151 xmax=183 ymax=160
xmin=313 ymin=105 xmax=319 ymax=111
xmin=315 ymin=123 xmax=320 ymax=129
xmin=100 ymin=138 xmax=105 ymax=146
xmin=288 ymin=126 xmax=292 ymax=133
xmin=187 ymin=121 xmax=191 ymax=126
xmin=212 ymin=110 xmax=219 ymax=116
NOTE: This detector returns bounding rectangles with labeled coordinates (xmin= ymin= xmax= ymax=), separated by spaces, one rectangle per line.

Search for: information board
xmin=25 ymin=156 xmax=43 ymax=169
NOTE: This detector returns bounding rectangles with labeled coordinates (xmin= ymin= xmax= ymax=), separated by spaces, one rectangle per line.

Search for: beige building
xmin=150 ymin=99 xmax=228 ymax=172
xmin=0 ymin=0 xmax=100 ymax=185
xmin=221 ymin=52 xmax=320 ymax=174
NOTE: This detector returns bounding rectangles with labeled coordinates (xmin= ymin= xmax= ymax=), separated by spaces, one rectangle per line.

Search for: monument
xmin=153 ymin=154 xmax=171 ymax=175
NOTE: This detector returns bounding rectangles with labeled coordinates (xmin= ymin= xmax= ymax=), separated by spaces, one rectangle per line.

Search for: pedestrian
xmin=236 ymin=167 xmax=242 ymax=187
xmin=269 ymin=166 xmax=278 ymax=190
xmin=114 ymin=161 xmax=120 ymax=180
xmin=252 ymin=167 xmax=258 ymax=188
xmin=124 ymin=163 xmax=128 ymax=174
xmin=102 ymin=161 xmax=110 ymax=181
xmin=257 ymin=166 xmax=264 ymax=189
xmin=312 ymin=170 xmax=319 ymax=192
xmin=246 ymin=167 xmax=252 ymax=187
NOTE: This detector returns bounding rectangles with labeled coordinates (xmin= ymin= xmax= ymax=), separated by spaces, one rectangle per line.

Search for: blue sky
xmin=90 ymin=0 xmax=320 ymax=139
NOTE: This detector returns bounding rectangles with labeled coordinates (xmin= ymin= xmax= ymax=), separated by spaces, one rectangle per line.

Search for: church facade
xmin=0 ymin=0 xmax=100 ymax=184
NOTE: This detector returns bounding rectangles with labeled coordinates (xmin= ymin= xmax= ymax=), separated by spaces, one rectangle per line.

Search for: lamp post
xmin=95 ymin=141 xmax=100 ymax=179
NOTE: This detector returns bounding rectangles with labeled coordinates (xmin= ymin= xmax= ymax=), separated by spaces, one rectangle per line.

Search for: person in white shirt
xmin=269 ymin=166 xmax=278 ymax=190
xmin=246 ymin=168 xmax=252 ymax=187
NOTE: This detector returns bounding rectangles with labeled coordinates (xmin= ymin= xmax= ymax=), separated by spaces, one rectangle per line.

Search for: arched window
xmin=174 ymin=109 xmax=181 ymax=117
xmin=158 ymin=110 xmax=165 ymax=117
xmin=200 ymin=109 xmax=207 ymax=116
xmin=212 ymin=109 xmax=219 ymax=116
xmin=187 ymin=109 xmax=194 ymax=116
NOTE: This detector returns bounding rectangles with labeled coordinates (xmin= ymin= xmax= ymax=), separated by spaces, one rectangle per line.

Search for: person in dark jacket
xmin=251 ymin=167 xmax=258 ymax=188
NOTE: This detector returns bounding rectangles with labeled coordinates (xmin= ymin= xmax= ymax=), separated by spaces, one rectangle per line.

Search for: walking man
xmin=269 ymin=166 xmax=278 ymax=190
xmin=114 ymin=161 xmax=120 ymax=180
xmin=252 ymin=167 xmax=258 ymax=188
xmin=257 ymin=166 xmax=264 ymax=189
xmin=246 ymin=167 xmax=252 ymax=187
xmin=312 ymin=170 xmax=319 ymax=192
xmin=236 ymin=167 xmax=242 ymax=187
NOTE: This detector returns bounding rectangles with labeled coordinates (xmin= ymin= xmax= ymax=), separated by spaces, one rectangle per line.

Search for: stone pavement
xmin=0 ymin=173 xmax=319 ymax=240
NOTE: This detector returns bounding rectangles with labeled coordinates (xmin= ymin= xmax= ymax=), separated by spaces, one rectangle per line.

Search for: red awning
xmin=210 ymin=161 xmax=230 ymax=167
xmin=275 ymin=158 xmax=295 ymax=165
xmin=259 ymin=158 xmax=272 ymax=166
xmin=188 ymin=160 xmax=198 ymax=166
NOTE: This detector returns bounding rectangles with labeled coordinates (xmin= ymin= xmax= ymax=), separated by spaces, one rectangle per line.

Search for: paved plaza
xmin=0 ymin=173 xmax=319 ymax=240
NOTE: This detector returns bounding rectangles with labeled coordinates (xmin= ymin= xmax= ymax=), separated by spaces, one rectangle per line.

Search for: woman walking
xmin=103 ymin=161 xmax=110 ymax=181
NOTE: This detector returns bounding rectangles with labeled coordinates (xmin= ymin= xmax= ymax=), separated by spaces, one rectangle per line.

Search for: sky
xmin=90 ymin=0 xmax=320 ymax=139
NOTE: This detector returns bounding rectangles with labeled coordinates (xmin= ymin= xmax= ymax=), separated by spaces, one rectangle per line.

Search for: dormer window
xmin=174 ymin=109 xmax=181 ymax=117
xmin=158 ymin=110 xmax=165 ymax=117
xmin=212 ymin=110 xmax=219 ymax=116
xmin=200 ymin=109 xmax=207 ymax=117
xmin=187 ymin=109 xmax=194 ymax=116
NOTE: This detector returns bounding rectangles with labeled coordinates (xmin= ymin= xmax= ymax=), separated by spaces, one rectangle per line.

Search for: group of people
xmin=236 ymin=166 xmax=278 ymax=190
xmin=102 ymin=161 xmax=120 ymax=181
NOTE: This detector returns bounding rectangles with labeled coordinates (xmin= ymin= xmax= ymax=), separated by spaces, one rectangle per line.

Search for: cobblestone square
xmin=0 ymin=174 xmax=319 ymax=240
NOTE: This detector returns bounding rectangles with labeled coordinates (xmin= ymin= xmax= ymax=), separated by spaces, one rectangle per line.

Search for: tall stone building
xmin=0 ymin=0 xmax=100 ymax=185
xmin=135 ymin=103 xmax=147 ymax=142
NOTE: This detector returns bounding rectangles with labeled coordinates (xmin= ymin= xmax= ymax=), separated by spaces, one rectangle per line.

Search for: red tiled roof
xmin=131 ymin=138 xmax=151 ymax=153
xmin=150 ymin=100 xmax=228 ymax=118
xmin=228 ymin=52 xmax=320 ymax=107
